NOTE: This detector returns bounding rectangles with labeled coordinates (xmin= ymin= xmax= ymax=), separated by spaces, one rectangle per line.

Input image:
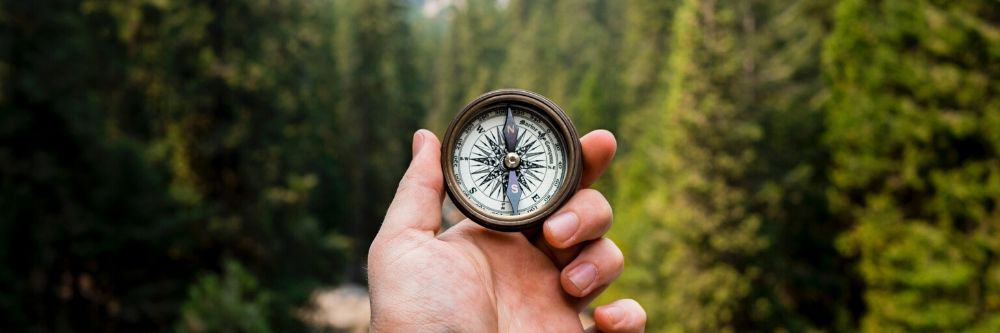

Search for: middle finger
xmin=537 ymin=188 xmax=613 ymax=267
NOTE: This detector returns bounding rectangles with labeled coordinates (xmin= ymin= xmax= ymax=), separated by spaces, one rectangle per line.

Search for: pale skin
xmin=368 ymin=129 xmax=646 ymax=332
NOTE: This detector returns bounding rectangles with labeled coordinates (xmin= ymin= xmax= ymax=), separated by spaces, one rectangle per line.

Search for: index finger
xmin=579 ymin=130 xmax=617 ymax=188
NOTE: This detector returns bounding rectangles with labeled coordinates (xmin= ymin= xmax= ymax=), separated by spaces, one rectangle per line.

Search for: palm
xmin=377 ymin=221 xmax=584 ymax=331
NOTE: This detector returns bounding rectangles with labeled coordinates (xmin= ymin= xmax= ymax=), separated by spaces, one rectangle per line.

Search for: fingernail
xmin=546 ymin=212 xmax=579 ymax=245
xmin=602 ymin=305 xmax=624 ymax=324
xmin=567 ymin=262 xmax=596 ymax=293
xmin=412 ymin=130 xmax=425 ymax=158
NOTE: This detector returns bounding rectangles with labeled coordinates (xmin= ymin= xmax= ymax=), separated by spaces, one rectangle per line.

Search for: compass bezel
xmin=441 ymin=89 xmax=583 ymax=232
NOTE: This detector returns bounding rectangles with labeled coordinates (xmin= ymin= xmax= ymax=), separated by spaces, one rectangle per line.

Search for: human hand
xmin=367 ymin=129 xmax=646 ymax=332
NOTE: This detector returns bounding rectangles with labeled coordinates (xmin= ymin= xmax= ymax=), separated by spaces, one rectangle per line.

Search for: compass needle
xmin=504 ymin=107 xmax=518 ymax=152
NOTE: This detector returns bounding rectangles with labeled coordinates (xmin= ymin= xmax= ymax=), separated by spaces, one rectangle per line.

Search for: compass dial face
xmin=451 ymin=105 xmax=567 ymax=217
xmin=443 ymin=89 xmax=582 ymax=231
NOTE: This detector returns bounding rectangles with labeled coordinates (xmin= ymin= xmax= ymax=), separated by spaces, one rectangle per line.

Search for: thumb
xmin=379 ymin=129 xmax=444 ymax=237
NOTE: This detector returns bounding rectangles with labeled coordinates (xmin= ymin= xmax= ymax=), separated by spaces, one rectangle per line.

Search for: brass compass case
xmin=441 ymin=89 xmax=584 ymax=232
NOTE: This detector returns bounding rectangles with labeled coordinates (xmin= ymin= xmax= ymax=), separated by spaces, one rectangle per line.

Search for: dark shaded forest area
xmin=1 ymin=0 xmax=997 ymax=331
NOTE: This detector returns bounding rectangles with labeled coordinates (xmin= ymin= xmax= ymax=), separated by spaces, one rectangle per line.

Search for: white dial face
xmin=451 ymin=105 xmax=567 ymax=217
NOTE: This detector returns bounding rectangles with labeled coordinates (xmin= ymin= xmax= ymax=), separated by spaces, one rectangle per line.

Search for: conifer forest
xmin=1 ymin=0 xmax=998 ymax=331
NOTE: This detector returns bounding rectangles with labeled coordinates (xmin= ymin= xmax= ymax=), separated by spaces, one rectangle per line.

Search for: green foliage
xmin=824 ymin=0 xmax=1000 ymax=331
xmin=2 ymin=0 xmax=998 ymax=331
xmin=177 ymin=260 xmax=272 ymax=333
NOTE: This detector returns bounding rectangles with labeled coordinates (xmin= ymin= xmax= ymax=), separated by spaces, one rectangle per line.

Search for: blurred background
xmin=1 ymin=0 xmax=997 ymax=331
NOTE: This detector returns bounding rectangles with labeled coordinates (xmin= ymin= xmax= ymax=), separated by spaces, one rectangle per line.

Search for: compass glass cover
xmin=450 ymin=104 xmax=567 ymax=217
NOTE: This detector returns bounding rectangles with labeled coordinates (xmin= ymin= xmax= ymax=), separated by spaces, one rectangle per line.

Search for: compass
xmin=441 ymin=89 xmax=583 ymax=232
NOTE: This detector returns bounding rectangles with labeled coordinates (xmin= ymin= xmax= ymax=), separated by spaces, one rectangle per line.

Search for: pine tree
xmin=607 ymin=0 xmax=843 ymax=330
xmin=824 ymin=0 xmax=1000 ymax=331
